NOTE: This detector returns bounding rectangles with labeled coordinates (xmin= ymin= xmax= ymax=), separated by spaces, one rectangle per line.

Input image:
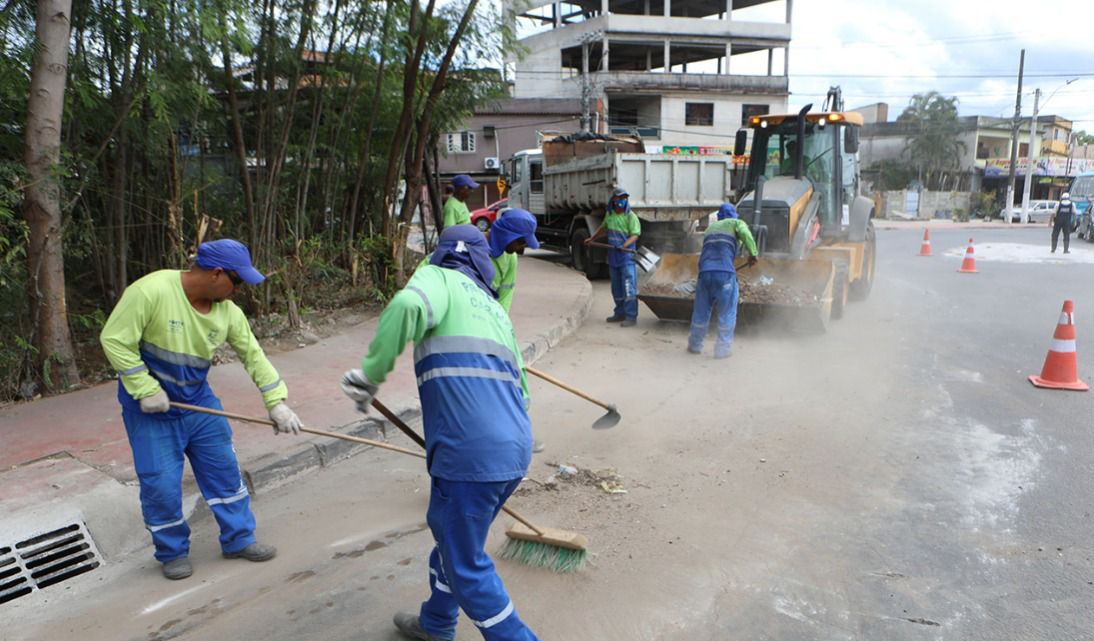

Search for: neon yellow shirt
xmin=442 ymin=198 xmax=471 ymax=228
xmin=100 ymin=270 xmax=288 ymax=410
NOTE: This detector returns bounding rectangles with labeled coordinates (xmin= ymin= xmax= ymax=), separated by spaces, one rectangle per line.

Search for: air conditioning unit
xmin=484 ymin=157 xmax=500 ymax=170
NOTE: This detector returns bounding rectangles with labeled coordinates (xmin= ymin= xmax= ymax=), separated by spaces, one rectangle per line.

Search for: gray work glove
xmin=341 ymin=369 xmax=379 ymax=413
xmin=139 ymin=389 xmax=170 ymax=413
xmin=268 ymin=402 xmax=302 ymax=435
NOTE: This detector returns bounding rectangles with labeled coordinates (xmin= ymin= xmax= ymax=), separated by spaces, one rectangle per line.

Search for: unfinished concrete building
xmin=509 ymin=0 xmax=792 ymax=149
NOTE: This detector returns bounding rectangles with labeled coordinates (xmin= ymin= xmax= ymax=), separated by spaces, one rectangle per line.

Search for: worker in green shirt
xmin=586 ymin=187 xmax=641 ymax=327
xmin=486 ymin=208 xmax=540 ymax=312
xmin=99 ymin=239 xmax=301 ymax=580
xmin=442 ymin=174 xmax=479 ymax=229
xmin=688 ymin=203 xmax=758 ymax=359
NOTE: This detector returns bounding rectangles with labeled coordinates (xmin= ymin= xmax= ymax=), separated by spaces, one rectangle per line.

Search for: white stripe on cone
xmin=1050 ymin=339 xmax=1077 ymax=353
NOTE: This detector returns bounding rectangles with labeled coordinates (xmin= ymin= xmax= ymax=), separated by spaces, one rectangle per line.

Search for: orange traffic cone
xmin=918 ymin=228 xmax=932 ymax=256
xmin=957 ymin=238 xmax=978 ymax=273
xmin=1029 ymin=300 xmax=1088 ymax=391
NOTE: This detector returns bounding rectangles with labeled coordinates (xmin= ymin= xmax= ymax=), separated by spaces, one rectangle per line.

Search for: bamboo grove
xmin=1 ymin=0 xmax=513 ymax=400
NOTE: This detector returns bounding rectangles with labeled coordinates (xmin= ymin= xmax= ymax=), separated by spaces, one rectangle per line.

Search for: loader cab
xmin=742 ymin=113 xmax=862 ymax=238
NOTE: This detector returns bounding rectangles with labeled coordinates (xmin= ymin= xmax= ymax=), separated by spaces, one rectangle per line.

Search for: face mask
xmin=615 ymin=199 xmax=628 ymax=210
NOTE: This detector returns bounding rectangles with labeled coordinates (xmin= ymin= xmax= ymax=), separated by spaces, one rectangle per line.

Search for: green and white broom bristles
xmin=499 ymin=537 xmax=587 ymax=573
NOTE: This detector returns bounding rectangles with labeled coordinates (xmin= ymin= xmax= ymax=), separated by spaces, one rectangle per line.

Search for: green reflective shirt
xmin=491 ymin=252 xmax=518 ymax=312
xmin=442 ymin=197 xmax=471 ymax=229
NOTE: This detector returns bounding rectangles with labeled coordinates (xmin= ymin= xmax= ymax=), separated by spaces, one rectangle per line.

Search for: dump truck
xmin=505 ymin=133 xmax=733 ymax=279
xmin=639 ymin=88 xmax=877 ymax=332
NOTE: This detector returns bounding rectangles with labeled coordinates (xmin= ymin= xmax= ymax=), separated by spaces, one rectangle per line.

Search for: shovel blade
xmin=592 ymin=407 xmax=622 ymax=430
xmin=636 ymin=246 xmax=660 ymax=273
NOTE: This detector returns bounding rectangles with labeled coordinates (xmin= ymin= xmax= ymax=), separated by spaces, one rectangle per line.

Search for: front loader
xmin=639 ymin=88 xmax=877 ymax=332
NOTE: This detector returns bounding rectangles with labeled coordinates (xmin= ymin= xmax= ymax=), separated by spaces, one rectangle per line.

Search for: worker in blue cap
xmin=100 ymin=239 xmax=301 ymax=580
xmin=444 ymin=175 xmax=480 ymax=229
xmin=486 ymin=208 xmax=541 ymax=312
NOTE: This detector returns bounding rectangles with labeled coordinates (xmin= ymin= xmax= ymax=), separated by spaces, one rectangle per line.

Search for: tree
xmin=898 ymin=92 xmax=967 ymax=190
xmin=23 ymin=0 xmax=80 ymax=392
xmin=1073 ymin=130 xmax=1094 ymax=146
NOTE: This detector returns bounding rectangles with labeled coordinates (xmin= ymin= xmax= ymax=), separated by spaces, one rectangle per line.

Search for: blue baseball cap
xmin=452 ymin=175 xmax=480 ymax=190
xmin=194 ymin=239 xmax=265 ymax=285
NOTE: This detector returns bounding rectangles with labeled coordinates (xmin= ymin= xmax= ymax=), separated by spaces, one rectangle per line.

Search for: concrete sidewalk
xmin=0 ymin=254 xmax=591 ymax=561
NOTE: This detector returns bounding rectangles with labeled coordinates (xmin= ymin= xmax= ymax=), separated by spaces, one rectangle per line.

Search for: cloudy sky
xmin=763 ymin=0 xmax=1094 ymax=131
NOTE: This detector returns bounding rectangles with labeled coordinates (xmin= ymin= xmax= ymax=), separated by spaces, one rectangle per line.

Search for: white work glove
xmin=341 ymin=369 xmax=379 ymax=413
xmin=268 ymin=402 xmax=302 ymax=435
xmin=139 ymin=389 xmax=170 ymax=413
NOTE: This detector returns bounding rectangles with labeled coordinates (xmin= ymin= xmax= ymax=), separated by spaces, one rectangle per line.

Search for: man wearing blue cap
xmin=100 ymin=239 xmax=302 ymax=580
xmin=443 ymin=175 xmax=480 ymax=229
xmin=688 ymin=203 xmax=758 ymax=359
xmin=485 ymin=208 xmax=540 ymax=312
xmin=341 ymin=225 xmax=542 ymax=641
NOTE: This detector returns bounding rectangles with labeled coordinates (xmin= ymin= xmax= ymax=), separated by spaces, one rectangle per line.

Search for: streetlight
xmin=1020 ymin=78 xmax=1080 ymax=222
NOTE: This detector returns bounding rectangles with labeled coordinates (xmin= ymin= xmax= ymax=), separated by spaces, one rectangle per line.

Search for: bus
xmin=1071 ymin=170 xmax=1094 ymax=241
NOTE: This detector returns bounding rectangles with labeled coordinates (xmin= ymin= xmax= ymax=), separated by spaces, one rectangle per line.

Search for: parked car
xmin=470 ymin=198 xmax=507 ymax=232
xmin=997 ymin=200 xmax=1058 ymax=223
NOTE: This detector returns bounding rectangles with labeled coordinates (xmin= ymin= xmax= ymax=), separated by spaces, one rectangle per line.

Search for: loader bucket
xmin=638 ymin=253 xmax=836 ymax=333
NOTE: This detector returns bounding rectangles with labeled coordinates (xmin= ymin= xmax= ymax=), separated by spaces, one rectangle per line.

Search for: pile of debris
xmin=520 ymin=462 xmax=628 ymax=495
xmin=642 ymin=277 xmax=819 ymax=306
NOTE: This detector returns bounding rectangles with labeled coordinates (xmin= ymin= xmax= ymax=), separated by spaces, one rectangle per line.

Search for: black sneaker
xmin=393 ymin=612 xmax=449 ymax=641
xmin=605 ymin=315 xmax=625 ymax=323
xmin=162 ymin=557 xmax=193 ymax=580
xmin=223 ymin=542 xmax=277 ymax=562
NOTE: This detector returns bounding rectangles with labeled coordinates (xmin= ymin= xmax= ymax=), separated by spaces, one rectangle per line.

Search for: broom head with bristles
xmin=499 ymin=522 xmax=588 ymax=573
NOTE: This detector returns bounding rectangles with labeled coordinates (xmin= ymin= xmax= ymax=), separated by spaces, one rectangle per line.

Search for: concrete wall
xmin=879 ymin=189 xmax=974 ymax=220
xmin=436 ymin=110 xmax=583 ymax=175
xmin=646 ymin=92 xmax=786 ymax=146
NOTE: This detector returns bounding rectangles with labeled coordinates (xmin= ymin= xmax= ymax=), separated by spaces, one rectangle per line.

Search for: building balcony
xmin=519 ymin=14 xmax=790 ymax=50
xmin=596 ymin=70 xmax=787 ymax=93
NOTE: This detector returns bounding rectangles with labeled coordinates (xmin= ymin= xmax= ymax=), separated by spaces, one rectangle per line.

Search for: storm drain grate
xmin=0 ymin=522 xmax=101 ymax=605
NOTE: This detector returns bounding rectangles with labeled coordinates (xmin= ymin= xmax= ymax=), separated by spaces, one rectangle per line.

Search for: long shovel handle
xmin=525 ymin=366 xmax=615 ymax=413
xmin=168 ymin=402 xmax=425 ymax=459
xmin=370 ymin=398 xmax=546 ymax=537
xmin=586 ymin=241 xmax=636 ymax=253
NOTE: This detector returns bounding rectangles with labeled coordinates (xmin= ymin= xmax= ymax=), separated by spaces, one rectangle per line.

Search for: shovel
xmin=586 ymin=242 xmax=660 ymax=272
xmin=524 ymin=366 xmax=621 ymax=429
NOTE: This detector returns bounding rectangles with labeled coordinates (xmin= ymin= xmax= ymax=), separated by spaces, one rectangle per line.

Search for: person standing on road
xmin=99 ymin=239 xmax=302 ymax=581
xmin=1051 ymin=192 xmax=1076 ymax=254
xmin=443 ymin=175 xmax=479 ymax=229
xmin=486 ymin=208 xmax=541 ymax=313
xmin=585 ymin=187 xmax=641 ymax=327
xmin=688 ymin=203 xmax=758 ymax=359
xmin=340 ymin=225 xmax=541 ymax=641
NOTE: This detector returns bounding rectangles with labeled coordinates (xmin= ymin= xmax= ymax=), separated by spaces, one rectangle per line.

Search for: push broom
xmin=170 ymin=401 xmax=589 ymax=572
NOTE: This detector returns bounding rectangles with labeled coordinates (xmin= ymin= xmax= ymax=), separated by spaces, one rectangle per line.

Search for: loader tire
xmin=849 ymin=221 xmax=876 ymax=301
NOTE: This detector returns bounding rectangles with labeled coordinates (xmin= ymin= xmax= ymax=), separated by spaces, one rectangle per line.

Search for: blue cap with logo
xmin=452 ymin=174 xmax=480 ymax=190
xmin=194 ymin=239 xmax=265 ymax=285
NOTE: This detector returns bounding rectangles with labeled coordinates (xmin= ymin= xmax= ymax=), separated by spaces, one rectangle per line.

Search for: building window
xmin=741 ymin=104 xmax=769 ymax=126
xmin=685 ymin=102 xmax=714 ymax=127
xmin=446 ymin=131 xmax=476 ymax=154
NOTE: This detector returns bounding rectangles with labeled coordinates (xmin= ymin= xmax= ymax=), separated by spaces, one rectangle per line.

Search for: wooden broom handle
xmin=371 ymin=398 xmax=545 ymax=536
xmin=168 ymin=402 xmax=425 ymax=459
xmin=525 ymin=366 xmax=614 ymax=412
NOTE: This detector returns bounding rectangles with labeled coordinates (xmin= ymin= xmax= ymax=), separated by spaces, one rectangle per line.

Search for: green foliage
xmin=871 ymin=159 xmax=917 ymax=191
xmin=898 ymin=91 xmax=967 ymax=190
xmin=1073 ymin=130 xmax=1094 ymax=146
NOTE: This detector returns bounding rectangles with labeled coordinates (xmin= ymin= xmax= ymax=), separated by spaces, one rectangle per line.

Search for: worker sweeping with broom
xmin=341 ymin=224 xmax=543 ymax=641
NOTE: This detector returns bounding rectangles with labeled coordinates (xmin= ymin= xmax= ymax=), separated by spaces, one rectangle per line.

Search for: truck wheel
xmin=849 ymin=221 xmax=876 ymax=301
xmin=570 ymin=228 xmax=607 ymax=280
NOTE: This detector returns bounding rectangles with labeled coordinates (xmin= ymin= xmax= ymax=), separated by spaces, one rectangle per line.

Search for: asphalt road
xmin=5 ymin=226 xmax=1093 ymax=641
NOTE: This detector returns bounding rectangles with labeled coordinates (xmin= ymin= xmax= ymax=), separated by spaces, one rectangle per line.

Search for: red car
xmin=470 ymin=199 xmax=508 ymax=232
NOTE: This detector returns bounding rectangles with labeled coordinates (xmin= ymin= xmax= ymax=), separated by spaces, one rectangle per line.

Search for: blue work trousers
xmin=419 ymin=477 xmax=540 ymax=641
xmin=609 ymin=263 xmax=638 ymax=320
xmin=123 ymin=399 xmax=256 ymax=563
xmin=688 ymin=271 xmax=739 ymax=358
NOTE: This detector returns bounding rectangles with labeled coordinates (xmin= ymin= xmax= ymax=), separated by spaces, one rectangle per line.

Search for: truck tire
xmin=849 ymin=221 xmax=876 ymax=301
xmin=570 ymin=227 xmax=607 ymax=280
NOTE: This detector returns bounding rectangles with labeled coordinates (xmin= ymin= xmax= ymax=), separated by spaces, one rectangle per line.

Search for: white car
xmin=999 ymin=200 xmax=1058 ymax=223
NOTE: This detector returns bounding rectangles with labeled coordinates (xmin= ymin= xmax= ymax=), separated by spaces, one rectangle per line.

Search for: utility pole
xmin=1004 ymin=49 xmax=1025 ymax=225
xmin=1020 ymin=88 xmax=1041 ymax=224
xmin=581 ymin=39 xmax=591 ymax=132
